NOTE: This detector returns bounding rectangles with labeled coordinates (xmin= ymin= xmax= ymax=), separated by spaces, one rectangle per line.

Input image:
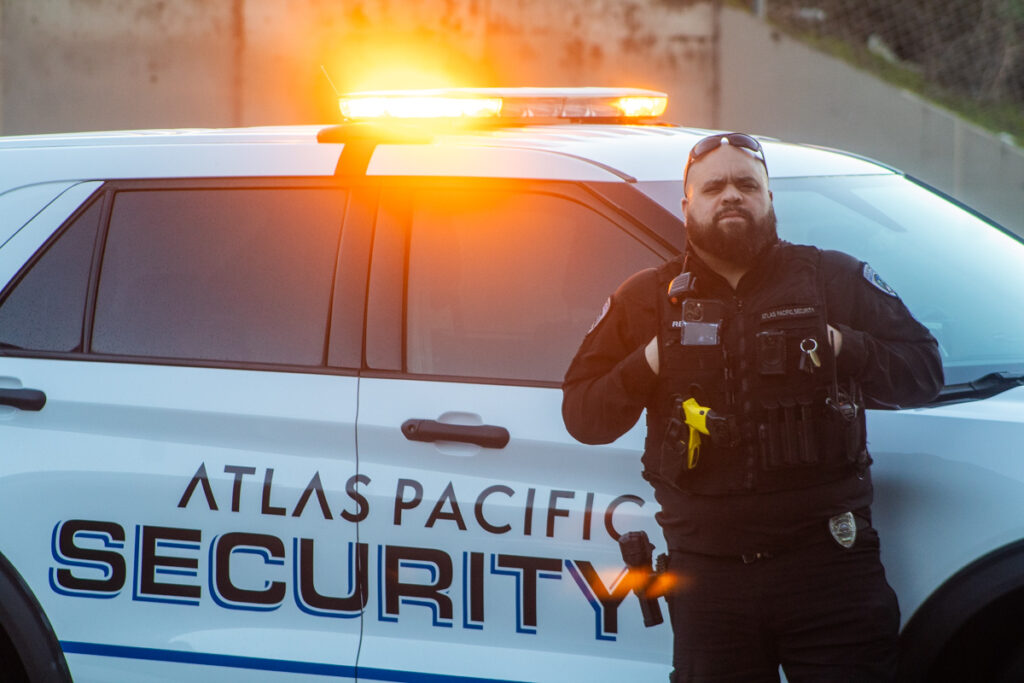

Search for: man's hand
xmin=645 ymin=336 xmax=660 ymax=375
xmin=828 ymin=324 xmax=843 ymax=356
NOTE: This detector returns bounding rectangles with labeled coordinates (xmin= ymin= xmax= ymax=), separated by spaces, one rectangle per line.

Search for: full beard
xmin=686 ymin=205 xmax=779 ymax=268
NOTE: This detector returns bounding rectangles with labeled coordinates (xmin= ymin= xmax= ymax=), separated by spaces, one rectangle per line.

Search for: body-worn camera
xmin=756 ymin=329 xmax=786 ymax=375
xmin=680 ymin=299 xmax=723 ymax=346
xmin=667 ymin=272 xmax=724 ymax=346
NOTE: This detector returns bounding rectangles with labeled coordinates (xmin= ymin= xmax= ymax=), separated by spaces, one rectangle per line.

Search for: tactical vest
xmin=642 ymin=246 xmax=869 ymax=495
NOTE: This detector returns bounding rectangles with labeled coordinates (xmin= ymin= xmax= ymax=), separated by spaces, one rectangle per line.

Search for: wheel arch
xmin=899 ymin=538 xmax=1024 ymax=682
xmin=0 ymin=550 xmax=72 ymax=682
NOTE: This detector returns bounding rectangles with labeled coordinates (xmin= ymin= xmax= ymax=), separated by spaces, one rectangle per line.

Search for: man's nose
xmin=721 ymin=183 xmax=743 ymax=203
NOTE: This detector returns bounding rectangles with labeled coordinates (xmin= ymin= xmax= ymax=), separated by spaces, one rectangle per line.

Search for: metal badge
xmin=828 ymin=511 xmax=857 ymax=549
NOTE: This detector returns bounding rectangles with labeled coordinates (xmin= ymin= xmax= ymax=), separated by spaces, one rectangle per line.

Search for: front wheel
xmin=0 ymin=553 xmax=71 ymax=683
xmin=994 ymin=643 xmax=1024 ymax=683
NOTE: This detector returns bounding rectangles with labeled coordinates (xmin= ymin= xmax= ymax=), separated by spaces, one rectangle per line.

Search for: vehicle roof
xmin=0 ymin=124 xmax=897 ymax=191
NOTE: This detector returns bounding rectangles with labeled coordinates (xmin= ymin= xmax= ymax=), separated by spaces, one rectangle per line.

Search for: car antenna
xmin=320 ymin=65 xmax=341 ymax=98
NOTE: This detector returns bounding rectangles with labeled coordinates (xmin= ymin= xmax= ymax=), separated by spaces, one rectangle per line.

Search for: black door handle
xmin=401 ymin=419 xmax=510 ymax=449
xmin=0 ymin=388 xmax=46 ymax=411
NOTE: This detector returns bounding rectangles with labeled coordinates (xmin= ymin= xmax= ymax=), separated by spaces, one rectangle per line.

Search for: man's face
xmin=681 ymin=144 xmax=777 ymax=268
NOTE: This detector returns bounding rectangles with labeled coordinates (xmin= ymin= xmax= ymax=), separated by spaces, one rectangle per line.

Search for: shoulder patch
xmin=862 ymin=263 xmax=898 ymax=298
xmin=587 ymin=297 xmax=612 ymax=335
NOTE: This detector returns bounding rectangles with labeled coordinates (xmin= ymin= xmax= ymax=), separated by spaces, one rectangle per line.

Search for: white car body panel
xmin=0 ymin=119 xmax=1018 ymax=681
xmin=870 ymin=386 xmax=1024 ymax=617
xmin=2 ymin=357 xmax=360 ymax=680
xmin=355 ymin=378 xmax=669 ymax=681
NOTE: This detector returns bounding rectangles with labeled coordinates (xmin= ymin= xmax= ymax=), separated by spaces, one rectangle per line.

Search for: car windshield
xmin=636 ymin=174 xmax=1024 ymax=386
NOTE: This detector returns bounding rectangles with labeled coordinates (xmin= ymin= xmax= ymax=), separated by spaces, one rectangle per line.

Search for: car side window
xmin=0 ymin=198 xmax=102 ymax=353
xmin=92 ymin=188 xmax=346 ymax=367
xmin=405 ymin=187 xmax=661 ymax=383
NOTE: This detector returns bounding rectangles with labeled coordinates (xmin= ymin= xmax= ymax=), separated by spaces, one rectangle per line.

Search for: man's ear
xmin=680 ymin=196 xmax=688 ymax=215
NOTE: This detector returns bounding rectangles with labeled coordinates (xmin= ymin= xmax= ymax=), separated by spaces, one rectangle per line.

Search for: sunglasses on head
xmin=684 ymin=133 xmax=767 ymax=186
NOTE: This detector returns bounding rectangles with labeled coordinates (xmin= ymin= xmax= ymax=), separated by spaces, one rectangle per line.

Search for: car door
xmin=0 ymin=179 xmax=369 ymax=681
xmin=355 ymin=179 xmax=677 ymax=682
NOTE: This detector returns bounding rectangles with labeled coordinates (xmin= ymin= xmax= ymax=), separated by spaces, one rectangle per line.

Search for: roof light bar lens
xmin=338 ymin=88 xmax=668 ymax=122
xmin=613 ymin=96 xmax=668 ymax=118
xmin=340 ymin=94 xmax=503 ymax=120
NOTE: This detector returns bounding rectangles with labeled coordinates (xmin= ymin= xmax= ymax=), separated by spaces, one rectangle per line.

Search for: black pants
xmin=666 ymin=527 xmax=899 ymax=683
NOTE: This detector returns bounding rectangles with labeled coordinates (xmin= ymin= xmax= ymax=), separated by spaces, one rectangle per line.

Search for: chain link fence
xmin=758 ymin=0 xmax=1024 ymax=140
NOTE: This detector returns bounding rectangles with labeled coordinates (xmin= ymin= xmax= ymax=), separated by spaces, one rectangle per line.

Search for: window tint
xmin=769 ymin=175 xmax=1024 ymax=384
xmin=0 ymin=199 xmax=101 ymax=352
xmin=93 ymin=188 xmax=345 ymax=366
xmin=406 ymin=188 xmax=659 ymax=382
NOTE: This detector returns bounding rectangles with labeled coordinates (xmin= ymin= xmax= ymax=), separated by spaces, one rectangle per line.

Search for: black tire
xmin=899 ymin=542 xmax=1024 ymax=683
xmin=0 ymin=553 xmax=72 ymax=683
xmin=994 ymin=644 xmax=1024 ymax=683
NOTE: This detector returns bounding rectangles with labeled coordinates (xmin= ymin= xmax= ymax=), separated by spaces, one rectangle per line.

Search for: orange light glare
xmin=614 ymin=96 xmax=668 ymax=118
xmin=650 ymin=570 xmax=688 ymax=596
xmin=337 ymin=88 xmax=669 ymax=123
xmin=340 ymin=94 xmax=503 ymax=120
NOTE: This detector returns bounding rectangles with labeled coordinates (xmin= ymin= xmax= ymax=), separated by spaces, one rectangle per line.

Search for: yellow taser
xmin=682 ymin=398 xmax=712 ymax=469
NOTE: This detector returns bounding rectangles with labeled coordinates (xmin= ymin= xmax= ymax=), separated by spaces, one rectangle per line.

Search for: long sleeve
xmin=561 ymin=267 xmax=662 ymax=444
xmin=822 ymin=250 xmax=944 ymax=408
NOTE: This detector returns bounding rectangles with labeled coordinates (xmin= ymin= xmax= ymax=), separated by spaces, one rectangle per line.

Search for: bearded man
xmin=562 ymin=133 xmax=943 ymax=682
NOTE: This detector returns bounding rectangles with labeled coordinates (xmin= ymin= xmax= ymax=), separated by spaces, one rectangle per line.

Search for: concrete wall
xmin=0 ymin=0 xmax=715 ymax=131
xmin=719 ymin=7 xmax=1024 ymax=236
xmin=1 ymin=0 xmax=240 ymax=133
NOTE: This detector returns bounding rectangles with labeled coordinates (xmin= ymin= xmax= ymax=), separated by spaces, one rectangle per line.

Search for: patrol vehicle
xmin=0 ymin=88 xmax=1021 ymax=683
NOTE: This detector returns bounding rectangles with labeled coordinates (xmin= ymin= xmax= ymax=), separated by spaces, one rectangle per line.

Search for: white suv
xmin=0 ymin=89 xmax=1022 ymax=683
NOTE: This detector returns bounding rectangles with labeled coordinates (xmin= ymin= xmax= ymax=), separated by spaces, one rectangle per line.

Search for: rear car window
xmin=92 ymin=188 xmax=346 ymax=366
xmin=0 ymin=198 xmax=102 ymax=352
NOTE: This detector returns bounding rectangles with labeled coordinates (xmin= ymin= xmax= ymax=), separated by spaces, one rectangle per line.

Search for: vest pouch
xmin=758 ymin=397 xmax=823 ymax=470
xmin=751 ymin=305 xmax=831 ymax=392
xmin=659 ymin=413 xmax=688 ymax=485
xmin=825 ymin=390 xmax=864 ymax=467
xmin=643 ymin=419 xmax=677 ymax=488
xmin=660 ymin=447 xmax=687 ymax=488
xmin=757 ymin=401 xmax=783 ymax=470
xmin=796 ymin=398 xmax=820 ymax=465
xmin=779 ymin=398 xmax=801 ymax=466
xmin=641 ymin=400 xmax=696 ymax=490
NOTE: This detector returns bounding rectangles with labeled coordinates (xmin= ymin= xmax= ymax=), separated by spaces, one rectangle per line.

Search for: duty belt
xmin=675 ymin=511 xmax=872 ymax=563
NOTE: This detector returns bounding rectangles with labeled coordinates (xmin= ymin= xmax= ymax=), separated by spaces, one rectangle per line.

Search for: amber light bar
xmin=338 ymin=87 xmax=668 ymax=122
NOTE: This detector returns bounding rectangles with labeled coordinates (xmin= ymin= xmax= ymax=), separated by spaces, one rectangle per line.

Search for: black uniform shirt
xmin=562 ymin=241 xmax=944 ymax=555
